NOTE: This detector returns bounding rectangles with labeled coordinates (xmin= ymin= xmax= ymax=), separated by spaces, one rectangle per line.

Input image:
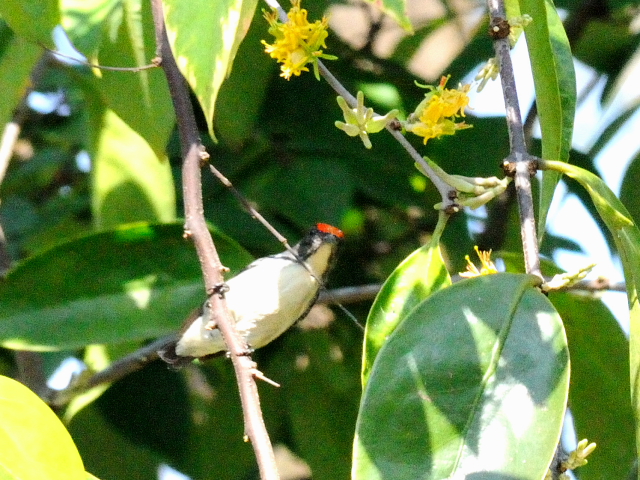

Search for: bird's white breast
xmin=175 ymin=243 xmax=333 ymax=358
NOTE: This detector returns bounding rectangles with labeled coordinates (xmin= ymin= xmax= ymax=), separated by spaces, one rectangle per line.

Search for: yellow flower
xmin=460 ymin=246 xmax=498 ymax=278
xmin=405 ymin=76 xmax=472 ymax=145
xmin=261 ymin=0 xmax=337 ymax=80
xmin=334 ymin=91 xmax=399 ymax=149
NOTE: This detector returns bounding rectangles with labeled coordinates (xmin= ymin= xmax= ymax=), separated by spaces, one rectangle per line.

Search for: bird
xmin=158 ymin=223 xmax=344 ymax=368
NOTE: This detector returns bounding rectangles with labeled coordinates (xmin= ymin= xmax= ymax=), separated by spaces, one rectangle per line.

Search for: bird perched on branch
xmin=158 ymin=223 xmax=344 ymax=368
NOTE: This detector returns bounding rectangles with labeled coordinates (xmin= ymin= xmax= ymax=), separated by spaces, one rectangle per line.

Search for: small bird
xmin=158 ymin=223 xmax=344 ymax=368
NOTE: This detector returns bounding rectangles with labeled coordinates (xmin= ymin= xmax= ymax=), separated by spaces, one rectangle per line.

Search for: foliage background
xmin=0 ymin=0 xmax=639 ymax=479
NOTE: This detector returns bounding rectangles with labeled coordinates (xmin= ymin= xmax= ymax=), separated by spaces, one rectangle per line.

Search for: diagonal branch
xmin=149 ymin=2 xmax=279 ymax=479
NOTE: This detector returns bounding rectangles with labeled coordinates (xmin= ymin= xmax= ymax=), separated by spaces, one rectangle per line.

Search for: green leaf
xmin=363 ymin=0 xmax=412 ymax=33
xmin=518 ymin=0 xmax=576 ymax=239
xmin=0 ymin=375 xmax=85 ymax=480
xmin=552 ymin=292 xmax=636 ymax=479
xmin=0 ymin=0 xmax=59 ymax=46
xmin=542 ymin=160 xmax=640 ymax=469
xmin=0 ymin=25 xmax=41 ymax=127
xmin=353 ymin=273 xmax=569 ymax=480
xmin=501 ymin=251 xmax=636 ymax=478
xmin=163 ymin=0 xmax=258 ymax=141
xmin=362 ymin=217 xmax=451 ymax=384
xmin=68 ymin=403 xmax=162 ymax=480
xmin=91 ymin=109 xmax=176 ymax=229
xmin=0 ymin=223 xmax=253 ymax=351
xmin=95 ymin=0 xmax=175 ymax=158
xmin=60 ymin=0 xmax=122 ymax=54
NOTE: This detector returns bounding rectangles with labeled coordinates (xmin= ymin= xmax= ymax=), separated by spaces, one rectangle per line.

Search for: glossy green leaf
xmin=353 ymin=273 xmax=570 ymax=480
xmin=0 ymin=375 xmax=85 ymax=480
xmin=0 ymin=223 xmax=253 ymax=351
xmin=501 ymin=251 xmax=636 ymax=479
xmin=362 ymin=216 xmax=451 ymax=384
xmin=0 ymin=0 xmax=59 ymax=46
xmin=543 ymin=160 xmax=640 ymax=467
xmin=552 ymin=293 xmax=635 ymax=479
xmin=163 ymin=0 xmax=258 ymax=141
xmin=519 ymin=0 xmax=576 ymax=239
xmin=363 ymin=0 xmax=412 ymax=33
xmin=0 ymin=24 xmax=41 ymax=126
xmin=91 ymin=109 xmax=176 ymax=229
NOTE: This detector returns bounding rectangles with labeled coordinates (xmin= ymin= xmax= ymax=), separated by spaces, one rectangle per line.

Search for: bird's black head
xmin=295 ymin=223 xmax=344 ymax=260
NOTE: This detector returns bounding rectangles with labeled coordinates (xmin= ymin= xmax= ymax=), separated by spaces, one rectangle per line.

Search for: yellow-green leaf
xmin=0 ymin=376 xmax=85 ymax=480
xmin=163 ymin=0 xmax=258 ymax=141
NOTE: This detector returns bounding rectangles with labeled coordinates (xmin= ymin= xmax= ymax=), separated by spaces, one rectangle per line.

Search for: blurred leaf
xmin=68 ymin=402 xmax=161 ymax=480
xmin=163 ymin=0 xmax=258 ymax=141
xmin=60 ymin=0 xmax=122 ymax=54
xmin=0 ymin=223 xmax=252 ymax=351
xmin=574 ymin=20 xmax=640 ymax=78
xmin=0 ymin=375 xmax=85 ymax=480
xmin=353 ymin=273 xmax=569 ymax=480
xmin=0 ymin=25 xmax=41 ymax=126
xmin=519 ymin=0 xmax=576 ymax=238
xmin=0 ymin=0 xmax=59 ymax=46
xmin=363 ymin=216 xmax=450 ymax=384
xmin=363 ymin=0 xmax=412 ymax=33
xmin=249 ymin=157 xmax=355 ymax=229
xmin=543 ymin=160 xmax=640 ymax=464
xmin=91 ymin=109 xmax=176 ymax=228
xmin=96 ymin=361 xmax=191 ymax=464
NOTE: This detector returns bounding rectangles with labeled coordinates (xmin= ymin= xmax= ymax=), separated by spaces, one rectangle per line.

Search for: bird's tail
xmin=157 ymin=338 xmax=195 ymax=370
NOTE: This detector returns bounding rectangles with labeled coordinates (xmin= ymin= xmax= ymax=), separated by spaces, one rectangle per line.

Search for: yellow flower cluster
xmin=406 ymin=76 xmax=472 ymax=144
xmin=460 ymin=246 xmax=498 ymax=278
xmin=261 ymin=0 xmax=336 ymax=80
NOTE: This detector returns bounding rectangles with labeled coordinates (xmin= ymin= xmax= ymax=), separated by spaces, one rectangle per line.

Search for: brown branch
xmin=149 ymin=2 xmax=279 ymax=479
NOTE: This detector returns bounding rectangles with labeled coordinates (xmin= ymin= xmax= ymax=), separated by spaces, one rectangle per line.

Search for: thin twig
xmin=41 ymin=45 xmax=160 ymax=72
xmin=487 ymin=0 xmax=542 ymax=278
xmin=149 ymin=2 xmax=279 ymax=479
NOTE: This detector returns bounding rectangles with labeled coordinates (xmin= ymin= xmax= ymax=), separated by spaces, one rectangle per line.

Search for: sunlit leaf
xmin=163 ymin=0 xmax=258 ymax=140
xmin=362 ymin=220 xmax=450 ymax=384
xmin=0 ymin=0 xmax=59 ymax=46
xmin=353 ymin=273 xmax=569 ymax=480
xmin=519 ymin=0 xmax=576 ymax=239
xmin=542 ymin=160 xmax=640 ymax=467
xmin=91 ymin=109 xmax=175 ymax=228
xmin=0 ymin=375 xmax=85 ymax=480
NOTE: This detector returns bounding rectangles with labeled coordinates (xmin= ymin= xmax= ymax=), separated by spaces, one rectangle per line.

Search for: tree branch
xmin=487 ymin=0 xmax=542 ymax=278
xmin=149 ymin=2 xmax=279 ymax=479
